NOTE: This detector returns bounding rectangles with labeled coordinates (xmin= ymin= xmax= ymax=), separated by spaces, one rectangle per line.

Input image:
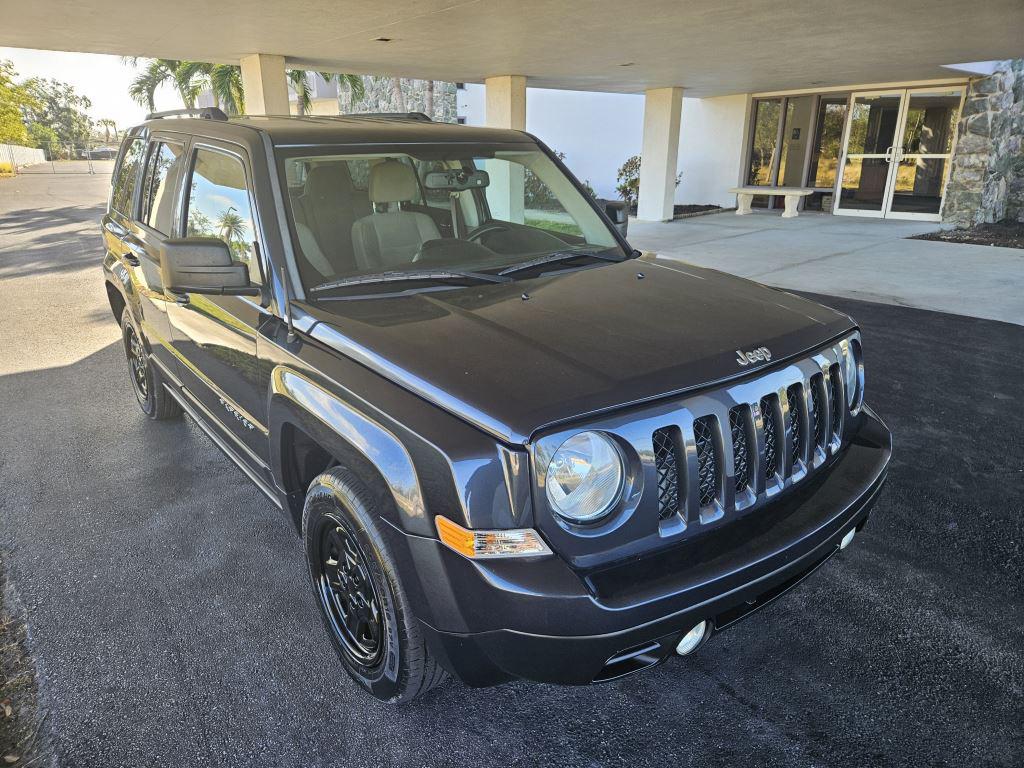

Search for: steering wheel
xmin=466 ymin=223 xmax=510 ymax=243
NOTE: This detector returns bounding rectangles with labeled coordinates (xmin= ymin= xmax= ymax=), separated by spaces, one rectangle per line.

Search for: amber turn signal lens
xmin=435 ymin=516 xmax=552 ymax=559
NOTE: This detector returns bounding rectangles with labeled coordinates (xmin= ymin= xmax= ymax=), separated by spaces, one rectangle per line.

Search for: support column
xmin=637 ymin=87 xmax=684 ymax=222
xmin=484 ymin=75 xmax=527 ymax=223
xmin=240 ymin=54 xmax=289 ymax=115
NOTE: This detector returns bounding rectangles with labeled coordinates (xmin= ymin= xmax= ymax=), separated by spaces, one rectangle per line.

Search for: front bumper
xmin=392 ymin=407 xmax=891 ymax=687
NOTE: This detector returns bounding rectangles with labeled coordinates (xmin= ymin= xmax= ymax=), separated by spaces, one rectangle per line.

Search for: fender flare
xmin=268 ymin=365 xmax=429 ymax=536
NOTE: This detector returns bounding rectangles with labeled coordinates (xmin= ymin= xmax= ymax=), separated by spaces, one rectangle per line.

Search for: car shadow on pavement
xmin=0 ymin=205 xmax=107 ymax=279
xmin=0 ymin=296 xmax=1021 ymax=767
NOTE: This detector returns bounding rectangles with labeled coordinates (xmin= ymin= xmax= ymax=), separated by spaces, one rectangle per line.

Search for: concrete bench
xmin=729 ymin=187 xmax=814 ymax=218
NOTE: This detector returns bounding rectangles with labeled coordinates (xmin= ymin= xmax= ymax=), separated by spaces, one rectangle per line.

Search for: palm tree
xmin=330 ymin=74 xmax=366 ymax=114
xmin=97 ymin=119 xmax=118 ymax=143
xmin=127 ymin=58 xmax=198 ymax=112
xmin=209 ymin=64 xmax=245 ymax=115
xmin=390 ymin=77 xmax=407 ymax=112
xmin=126 ymin=58 xmax=359 ymax=118
xmin=217 ymin=207 xmax=248 ymax=251
xmin=290 ymin=71 xmax=366 ymax=115
xmin=288 ymin=70 xmax=314 ymax=115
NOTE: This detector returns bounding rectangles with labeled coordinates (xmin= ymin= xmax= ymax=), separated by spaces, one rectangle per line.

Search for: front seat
xmin=300 ymin=163 xmax=370 ymax=274
xmin=351 ymin=160 xmax=441 ymax=271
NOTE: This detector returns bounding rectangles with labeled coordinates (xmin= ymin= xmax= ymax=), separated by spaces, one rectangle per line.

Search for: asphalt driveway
xmin=0 ymin=174 xmax=1022 ymax=767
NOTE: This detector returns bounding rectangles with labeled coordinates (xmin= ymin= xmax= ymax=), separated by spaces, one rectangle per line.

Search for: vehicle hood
xmin=298 ymin=255 xmax=856 ymax=444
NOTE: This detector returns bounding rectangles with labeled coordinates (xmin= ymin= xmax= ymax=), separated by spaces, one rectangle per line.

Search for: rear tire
xmin=302 ymin=467 xmax=447 ymax=703
xmin=121 ymin=308 xmax=180 ymax=421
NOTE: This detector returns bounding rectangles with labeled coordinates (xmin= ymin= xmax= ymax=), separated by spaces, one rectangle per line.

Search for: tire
xmin=121 ymin=308 xmax=180 ymax=421
xmin=302 ymin=467 xmax=447 ymax=703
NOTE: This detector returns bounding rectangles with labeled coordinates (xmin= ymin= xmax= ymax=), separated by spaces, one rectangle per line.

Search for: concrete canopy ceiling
xmin=4 ymin=0 xmax=1022 ymax=96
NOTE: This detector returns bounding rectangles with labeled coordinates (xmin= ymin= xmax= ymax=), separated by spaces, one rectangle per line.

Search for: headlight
xmin=545 ymin=431 xmax=624 ymax=523
xmin=843 ymin=337 xmax=863 ymax=410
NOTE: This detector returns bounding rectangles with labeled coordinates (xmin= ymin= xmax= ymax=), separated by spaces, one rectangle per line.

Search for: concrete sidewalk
xmin=630 ymin=211 xmax=1024 ymax=326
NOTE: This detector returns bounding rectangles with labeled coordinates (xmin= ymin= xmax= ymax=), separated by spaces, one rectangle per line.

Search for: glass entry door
xmin=887 ymin=88 xmax=962 ymax=218
xmin=834 ymin=87 xmax=964 ymax=220
xmin=834 ymin=91 xmax=904 ymax=217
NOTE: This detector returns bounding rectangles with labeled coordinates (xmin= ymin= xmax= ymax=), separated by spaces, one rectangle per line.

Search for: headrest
xmin=368 ymin=160 xmax=418 ymax=204
xmin=305 ymin=163 xmax=355 ymax=202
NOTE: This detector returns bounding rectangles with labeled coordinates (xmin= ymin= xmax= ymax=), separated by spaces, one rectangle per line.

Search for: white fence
xmin=0 ymin=142 xmax=119 ymax=174
xmin=1 ymin=143 xmax=46 ymax=170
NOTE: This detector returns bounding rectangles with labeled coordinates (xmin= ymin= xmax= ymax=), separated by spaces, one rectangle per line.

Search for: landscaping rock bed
xmin=910 ymin=221 xmax=1024 ymax=249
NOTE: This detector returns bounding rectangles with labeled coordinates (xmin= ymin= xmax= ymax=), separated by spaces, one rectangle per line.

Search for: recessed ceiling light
xmin=373 ymin=36 xmax=393 ymax=42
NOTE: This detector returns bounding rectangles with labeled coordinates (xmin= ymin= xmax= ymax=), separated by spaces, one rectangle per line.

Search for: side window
xmin=111 ymin=138 xmax=145 ymax=218
xmin=184 ymin=148 xmax=261 ymax=284
xmin=140 ymin=142 xmax=186 ymax=235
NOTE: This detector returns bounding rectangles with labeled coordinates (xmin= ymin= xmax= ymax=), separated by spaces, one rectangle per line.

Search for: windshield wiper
xmin=311 ymin=269 xmax=510 ymax=294
xmin=497 ymin=250 xmax=626 ymax=277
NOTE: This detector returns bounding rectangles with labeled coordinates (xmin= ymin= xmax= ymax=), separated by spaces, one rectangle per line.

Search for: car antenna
xmin=279 ymin=265 xmax=297 ymax=343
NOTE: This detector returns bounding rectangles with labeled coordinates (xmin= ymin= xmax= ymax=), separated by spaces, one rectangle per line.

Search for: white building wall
xmin=460 ymin=85 xmax=749 ymax=207
xmin=460 ymin=84 xmax=643 ymax=199
xmin=675 ymin=94 xmax=749 ymax=208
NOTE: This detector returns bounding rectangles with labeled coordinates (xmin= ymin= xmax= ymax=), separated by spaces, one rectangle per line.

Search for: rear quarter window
xmin=111 ymin=138 xmax=146 ymax=218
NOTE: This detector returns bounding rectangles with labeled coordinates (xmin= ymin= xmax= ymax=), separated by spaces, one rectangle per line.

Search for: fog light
xmin=675 ymin=621 xmax=708 ymax=655
xmin=840 ymin=528 xmax=856 ymax=550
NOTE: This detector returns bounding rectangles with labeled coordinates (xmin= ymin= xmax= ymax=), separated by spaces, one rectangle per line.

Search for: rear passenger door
xmin=166 ymin=140 xmax=272 ymax=467
xmin=126 ymin=133 xmax=190 ymax=374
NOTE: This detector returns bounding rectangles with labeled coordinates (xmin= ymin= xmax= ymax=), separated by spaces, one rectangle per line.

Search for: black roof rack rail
xmin=146 ymin=107 xmax=229 ymax=121
xmin=350 ymin=112 xmax=432 ymax=122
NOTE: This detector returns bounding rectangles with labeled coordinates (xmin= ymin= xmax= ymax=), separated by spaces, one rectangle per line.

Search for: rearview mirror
xmin=159 ymin=237 xmax=259 ymax=296
xmin=424 ymin=169 xmax=490 ymax=192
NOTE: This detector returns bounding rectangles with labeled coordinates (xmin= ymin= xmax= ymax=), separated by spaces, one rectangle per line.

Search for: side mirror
xmin=159 ymin=237 xmax=259 ymax=296
xmin=598 ymin=199 xmax=629 ymax=237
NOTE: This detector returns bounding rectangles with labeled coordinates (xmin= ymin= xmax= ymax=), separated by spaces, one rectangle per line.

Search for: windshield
xmin=276 ymin=144 xmax=627 ymax=295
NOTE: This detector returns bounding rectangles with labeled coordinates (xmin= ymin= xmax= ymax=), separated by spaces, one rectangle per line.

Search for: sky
xmin=0 ymin=47 xmax=183 ymax=129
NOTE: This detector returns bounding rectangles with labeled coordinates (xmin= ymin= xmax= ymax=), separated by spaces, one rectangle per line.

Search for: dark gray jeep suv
xmin=101 ymin=108 xmax=890 ymax=703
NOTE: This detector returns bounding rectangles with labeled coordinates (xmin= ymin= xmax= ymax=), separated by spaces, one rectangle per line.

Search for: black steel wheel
xmin=302 ymin=468 xmax=448 ymax=703
xmin=120 ymin=308 xmax=180 ymax=420
xmin=314 ymin=515 xmax=385 ymax=667
xmin=125 ymin=322 xmax=150 ymax=401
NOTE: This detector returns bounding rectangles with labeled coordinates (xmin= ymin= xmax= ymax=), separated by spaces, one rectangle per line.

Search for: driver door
xmin=166 ymin=140 xmax=272 ymax=467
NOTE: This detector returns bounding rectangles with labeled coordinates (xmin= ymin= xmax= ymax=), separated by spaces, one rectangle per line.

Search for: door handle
xmin=120 ymin=234 xmax=146 ymax=266
xmin=884 ymin=146 xmax=895 ymax=163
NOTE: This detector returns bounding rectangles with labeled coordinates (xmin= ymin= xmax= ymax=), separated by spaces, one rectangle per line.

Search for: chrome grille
xmin=641 ymin=336 xmax=856 ymax=528
xmin=652 ymin=428 xmax=681 ymax=520
xmin=729 ymin=407 xmax=750 ymax=493
xmin=693 ymin=416 xmax=718 ymax=507
xmin=761 ymin=396 xmax=780 ymax=480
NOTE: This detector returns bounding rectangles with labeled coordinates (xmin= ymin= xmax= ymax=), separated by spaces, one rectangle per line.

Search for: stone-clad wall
xmin=942 ymin=60 xmax=1024 ymax=227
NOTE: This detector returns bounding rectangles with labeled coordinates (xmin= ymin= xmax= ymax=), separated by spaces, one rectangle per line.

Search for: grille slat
xmin=693 ymin=417 xmax=718 ymax=508
xmin=760 ymin=396 xmax=779 ymax=481
xmin=786 ymin=384 xmax=803 ymax=470
xmin=810 ymin=374 xmax=825 ymax=452
xmin=729 ymin=407 xmax=750 ymax=494
xmin=829 ymin=364 xmax=843 ymax=441
xmin=652 ymin=428 xmax=681 ymax=520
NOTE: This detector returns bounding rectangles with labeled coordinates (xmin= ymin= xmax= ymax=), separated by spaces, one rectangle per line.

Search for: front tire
xmin=121 ymin=309 xmax=180 ymax=421
xmin=302 ymin=468 xmax=447 ymax=703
